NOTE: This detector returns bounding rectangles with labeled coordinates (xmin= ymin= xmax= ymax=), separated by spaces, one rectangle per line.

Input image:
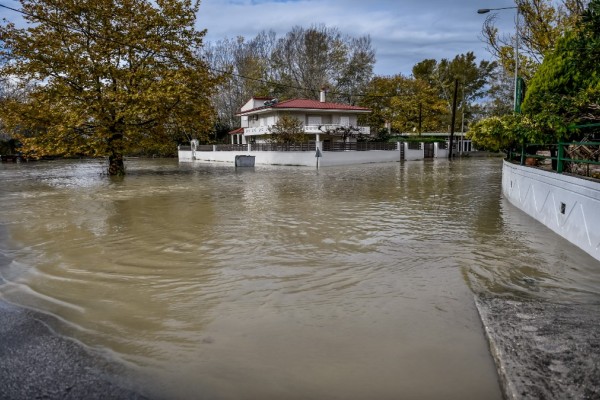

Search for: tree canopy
xmin=0 ymin=0 xmax=221 ymax=175
xmin=359 ymin=52 xmax=495 ymax=136
xmin=480 ymin=0 xmax=587 ymax=80
xmin=267 ymin=114 xmax=307 ymax=144
xmin=522 ymin=0 xmax=600 ymax=137
xmin=359 ymin=74 xmax=447 ymax=134
xmin=470 ymin=0 xmax=600 ymax=151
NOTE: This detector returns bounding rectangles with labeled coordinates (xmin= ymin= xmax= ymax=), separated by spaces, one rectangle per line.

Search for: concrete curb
xmin=475 ymin=296 xmax=600 ymax=400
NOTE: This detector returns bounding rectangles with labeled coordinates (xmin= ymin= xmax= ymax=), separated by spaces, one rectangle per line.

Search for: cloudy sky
xmin=0 ymin=0 xmax=518 ymax=76
xmin=197 ymin=0 xmax=518 ymax=76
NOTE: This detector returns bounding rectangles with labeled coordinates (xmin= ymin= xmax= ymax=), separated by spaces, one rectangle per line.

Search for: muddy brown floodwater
xmin=1 ymin=158 xmax=599 ymax=399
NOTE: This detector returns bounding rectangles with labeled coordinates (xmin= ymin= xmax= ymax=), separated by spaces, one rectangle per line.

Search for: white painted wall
xmin=404 ymin=142 xmax=424 ymax=161
xmin=502 ymin=161 xmax=600 ymax=262
xmin=178 ymin=149 xmax=400 ymax=167
xmin=435 ymin=143 xmax=448 ymax=158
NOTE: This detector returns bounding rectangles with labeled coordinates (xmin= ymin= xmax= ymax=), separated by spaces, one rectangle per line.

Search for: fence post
xmin=557 ymin=143 xmax=564 ymax=173
xmin=520 ymin=143 xmax=525 ymax=165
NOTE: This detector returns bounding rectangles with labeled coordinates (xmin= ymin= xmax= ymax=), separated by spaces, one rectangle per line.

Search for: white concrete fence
xmin=179 ymin=141 xmax=455 ymax=167
xmin=502 ymin=160 xmax=600 ymax=261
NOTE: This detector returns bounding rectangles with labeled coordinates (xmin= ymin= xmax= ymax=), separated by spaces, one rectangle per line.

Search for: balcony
xmin=244 ymin=126 xmax=270 ymax=136
xmin=304 ymin=125 xmax=370 ymax=135
xmin=243 ymin=124 xmax=371 ymax=136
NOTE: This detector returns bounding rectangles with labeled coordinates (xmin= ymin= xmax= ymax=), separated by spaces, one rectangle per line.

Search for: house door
xmin=424 ymin=142 xmax=434 ymax=158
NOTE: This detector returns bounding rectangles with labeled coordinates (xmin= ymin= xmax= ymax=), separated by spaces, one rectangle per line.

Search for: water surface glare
xmin=1 ymin=158 xmax=599 ymax=399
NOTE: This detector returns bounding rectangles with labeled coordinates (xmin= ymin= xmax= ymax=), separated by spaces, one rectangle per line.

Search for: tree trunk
xmin=107 ymin=132 xmax=126 ymax=176
xmin=108 ymin=152 xmax=125 ymax=176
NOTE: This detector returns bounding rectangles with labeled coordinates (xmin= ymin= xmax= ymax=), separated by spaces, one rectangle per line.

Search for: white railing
xmin=243 ymin=125 xmax=371 ymax=136
xmin=304 ymin=125 xmax=370 ymax=135
xmin=244 ymin=126 xmax=270 ymax=136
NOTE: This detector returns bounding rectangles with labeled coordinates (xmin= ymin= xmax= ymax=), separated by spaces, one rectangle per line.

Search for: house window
xmin=308 ymin=115 xmax=321 ymax=125
xmin=340 ymin=116 xmax=350 ymax=126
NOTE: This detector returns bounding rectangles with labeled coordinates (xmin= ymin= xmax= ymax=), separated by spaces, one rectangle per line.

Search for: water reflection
xmin=1 ymin=158 xmax=598 ymax=399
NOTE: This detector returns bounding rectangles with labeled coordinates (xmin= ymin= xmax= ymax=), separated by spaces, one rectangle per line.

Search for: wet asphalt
xmin=0 ymin=300 xmax=147 ymax=400
xmin=476 ymin=296 xmax=600 ymax=400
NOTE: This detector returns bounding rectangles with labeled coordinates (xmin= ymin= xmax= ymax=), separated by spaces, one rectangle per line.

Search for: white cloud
xmin=198 ymin=0 xmax=518 ymax=75
xmin=0 ymin=0 xmax=518 ymax=76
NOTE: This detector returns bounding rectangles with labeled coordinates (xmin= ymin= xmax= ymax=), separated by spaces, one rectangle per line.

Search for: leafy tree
xmin=412 ymin=53 xmax=496 ymax=132
xmin=359 ymin=75 xmax=447 ymax=134
xmin=480 ymin=0 xmax=587 ymax=80
xmin=267 ymin=114 xmax=307 ymax=144
xmin=467 ymin=113 xmax=538 ymax=151
xmin=471 ymin=0 xmax=599 ymax=151
xmin=0 ymin=0 xmax=220 ymax=175
xmin=413 ymin=53 xmax=496 ymax=111
xmin=522 ymin=0 xmax=600 ymax=139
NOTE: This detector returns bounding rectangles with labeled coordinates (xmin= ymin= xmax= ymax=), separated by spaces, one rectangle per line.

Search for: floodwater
xmin=1 ymin=158 xmax=599 ymax=399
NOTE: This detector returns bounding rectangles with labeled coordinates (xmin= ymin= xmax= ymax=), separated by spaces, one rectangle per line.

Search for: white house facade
xmin=229 ymin=91 xmax=371 ymax=147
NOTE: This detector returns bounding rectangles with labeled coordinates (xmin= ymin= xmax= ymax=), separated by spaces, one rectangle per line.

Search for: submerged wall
xmin=178 ymin=149 xmax=401 ymax=167
xmin=502 ymin=160 xmax=600 ymax=261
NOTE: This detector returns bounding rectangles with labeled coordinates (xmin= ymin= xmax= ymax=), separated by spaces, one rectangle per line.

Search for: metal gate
xmin=424 ymin=142 xmax=434 ymax=158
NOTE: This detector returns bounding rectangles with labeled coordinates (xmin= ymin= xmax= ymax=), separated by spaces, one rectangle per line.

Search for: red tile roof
xmin=237 ymin=98 xmax=370 ymax=115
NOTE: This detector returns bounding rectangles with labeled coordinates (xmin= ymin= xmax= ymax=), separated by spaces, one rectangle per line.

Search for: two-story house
xmin=230 ymin=90 xmax=371 ymax=148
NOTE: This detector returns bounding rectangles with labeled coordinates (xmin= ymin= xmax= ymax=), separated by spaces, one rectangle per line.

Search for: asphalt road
xmin=0 ymin=299 xmax=148 ymax=400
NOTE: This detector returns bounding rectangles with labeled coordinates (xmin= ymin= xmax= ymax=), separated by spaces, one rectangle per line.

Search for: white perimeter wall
xmin=502 ymin=160 xmax=600 ymax=261
xmin=179 ymin=150 xmax=401 ymax=167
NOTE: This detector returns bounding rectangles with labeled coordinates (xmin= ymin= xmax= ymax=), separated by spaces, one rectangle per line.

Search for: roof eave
xmin=236 ymin=107 xmax=371 ymax=116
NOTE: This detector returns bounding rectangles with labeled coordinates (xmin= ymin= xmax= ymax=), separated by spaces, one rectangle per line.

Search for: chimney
xmin=319 ymin=87 xmax=327 ymax=103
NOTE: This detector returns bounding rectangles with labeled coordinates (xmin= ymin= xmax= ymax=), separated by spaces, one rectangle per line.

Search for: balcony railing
xmin=322 ymin=142 xmax=396 ymax=151
xmin=243 ymin=126 xmax=270 ymax=136
xmin=185 ymin=142 xmax=398 ymax=153
xmin=242 ymin=125 xmax=371 ymax=136
xmin=304 ymin=125 xmax=370 ymax=135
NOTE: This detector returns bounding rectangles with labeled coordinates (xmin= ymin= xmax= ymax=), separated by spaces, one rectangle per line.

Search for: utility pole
xmin=448 ymin=79 xmax=459 ymax=159
xmin=418 ymin=102 xmax=422 ymax=135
